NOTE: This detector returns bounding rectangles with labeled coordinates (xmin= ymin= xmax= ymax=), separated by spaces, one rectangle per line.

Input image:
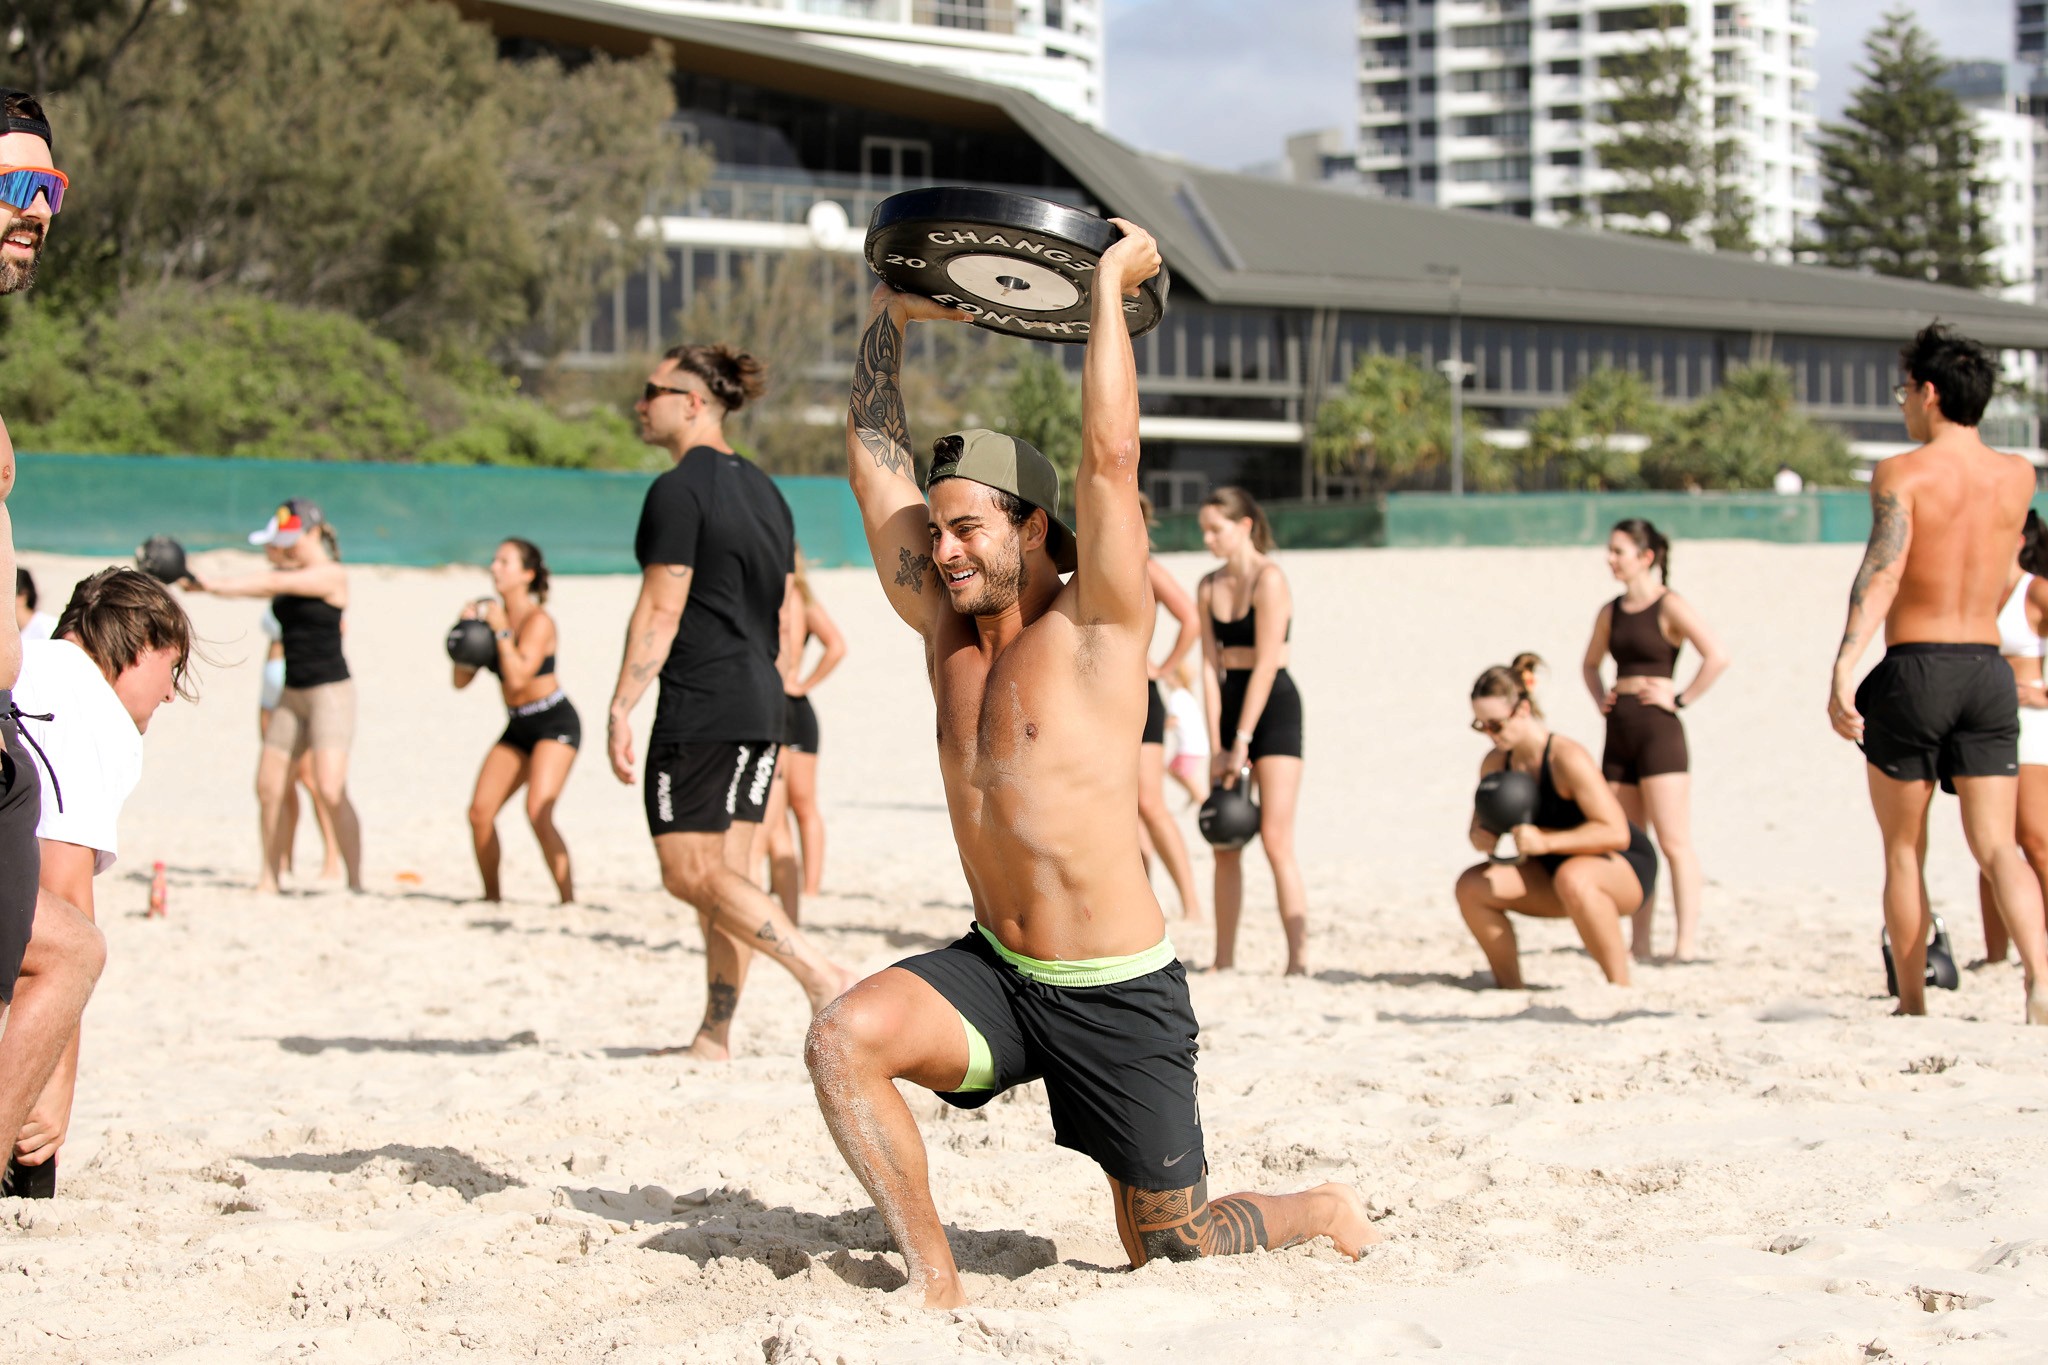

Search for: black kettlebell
xmin=1474 ymin=767 xmax=1539 ymax=837
xmin=1198 ymin=767 xmax=1260 ymax=849
xmin=135 ymin=534 xmax=189 ymax=584
xmin=446 ymin=616 xmax=498 ymax=669
xmin=1882 ymin=914 xmax=1960 ymax=996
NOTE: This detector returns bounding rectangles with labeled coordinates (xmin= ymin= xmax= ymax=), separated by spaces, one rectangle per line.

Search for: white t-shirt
xmin=1164 ymin=686 xmax=1209 ymax=759
xmin=11 ymin=638 xmax=144 ymax=875
xmin=21 ymin=611 xmax=57 ymax=642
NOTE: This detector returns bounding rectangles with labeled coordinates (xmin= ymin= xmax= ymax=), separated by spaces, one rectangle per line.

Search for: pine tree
xmin=1810 ymin=9 xmax=1997 ymax=289
xmin=1595 ymin=5 xmax=1707 ymax=241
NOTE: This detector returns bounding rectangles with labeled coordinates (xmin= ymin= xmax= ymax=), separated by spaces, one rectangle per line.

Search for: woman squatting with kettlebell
xmin=1197 ymin=486 xmax=1308 ymax=974
xmin=1457 ymin=655 xmax=1658 ymax=988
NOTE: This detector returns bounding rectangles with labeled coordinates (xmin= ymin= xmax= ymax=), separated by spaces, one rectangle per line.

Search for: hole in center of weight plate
xmin=996 ymin=276 xmax=1030 ymax=292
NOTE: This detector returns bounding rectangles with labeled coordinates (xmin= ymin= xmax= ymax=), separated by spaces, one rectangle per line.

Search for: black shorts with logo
xmin=895 ymin=926 xmax=1206 ymax=1192
xmin=0 ymin=693 xmax=44 ymax=1005
xmin=1856 ymin=644 xmax=2019 ymax=787
xmin=497 ymin=691 xmax=582 ymax=755
xmin=644 ymin=739 xmax=779 ymax=836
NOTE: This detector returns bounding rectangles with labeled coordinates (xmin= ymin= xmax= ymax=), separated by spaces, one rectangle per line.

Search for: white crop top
xmin=1999 ymin=572 xmax=2043 ymax=659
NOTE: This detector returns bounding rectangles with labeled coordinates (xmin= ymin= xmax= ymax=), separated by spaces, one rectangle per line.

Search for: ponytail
xmin=1472 ymin=652 xmax=1546 ymax=719
xmin=1612 ymin=517 xmax=1670 ymax=585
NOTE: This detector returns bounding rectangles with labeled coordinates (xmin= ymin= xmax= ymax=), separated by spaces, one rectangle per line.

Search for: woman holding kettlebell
xmin=451 ymin=538 xmax=580 ymax=904
xmin=1456 ymin=655 xmax=1657 ymax=988
xmin=1196 ymin=486 xmax=1307 ymax=974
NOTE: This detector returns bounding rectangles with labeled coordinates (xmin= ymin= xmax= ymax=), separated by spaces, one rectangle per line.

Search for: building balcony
xmin=659 ymin=164 xmax=1092 ymax=234
xmin=1359 ymin=96 xmax=1411 ymax=119
xmin=1359 ymin=6 xmax=1408 ymax=29
xmin=911 ymin=0 xmax=1017 ymax=34
xmin=1360 ymin=52 xmax=1411 ymax=72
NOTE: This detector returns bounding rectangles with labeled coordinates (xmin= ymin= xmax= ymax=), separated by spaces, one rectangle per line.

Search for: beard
xmin=952 ymin=533 xmax=1026 ymax=616
xmin=0 ymin=223 xmax=43 ymax=295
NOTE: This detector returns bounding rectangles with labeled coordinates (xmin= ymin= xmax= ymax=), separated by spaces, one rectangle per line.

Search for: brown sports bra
xmin=1608 ymin=595 xmax=1680 ymax=679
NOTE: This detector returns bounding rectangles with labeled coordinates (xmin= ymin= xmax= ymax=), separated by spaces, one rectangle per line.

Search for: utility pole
xmin=1426 ymin=264 xmax=1469 ymax=495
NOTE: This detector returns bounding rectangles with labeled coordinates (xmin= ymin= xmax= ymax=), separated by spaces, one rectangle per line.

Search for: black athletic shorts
xmin=0 ymin=693 xmax=44 ymax=1005
xmin=497 ymin=691 xmax=581 ymax=755
xmin=1536 ymin=823 xmax=1659 ymax=909
xmin=896 ymin=925 xmax=1206 ymax=1192
xmin=644 ymin=739 xmax=779 ymax=836
xmin=1218 ymin=668 xmax=1303 ymax=761
xmin=1856 ymin=644 xmax=2019 ymax=786
xmin=1142 ymin=680 xmax=1167 ymax=746
xmin=782 ymin=694 xmax=819 ymax=754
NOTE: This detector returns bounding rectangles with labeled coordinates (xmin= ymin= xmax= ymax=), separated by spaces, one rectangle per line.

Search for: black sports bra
xmin=485 ymin=651 xmax=556 ymax=678
xmin=1211 ymin=571 xmax=1291 ymax=649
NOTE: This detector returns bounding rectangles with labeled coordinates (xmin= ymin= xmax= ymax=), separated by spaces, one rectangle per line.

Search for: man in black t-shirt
xmin=608 ymin=343 xmax=854 ymax=1058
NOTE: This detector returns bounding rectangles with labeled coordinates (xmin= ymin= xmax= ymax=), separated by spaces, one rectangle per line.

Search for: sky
xmin=1103 ymin=0 xmax=2016 ymax=171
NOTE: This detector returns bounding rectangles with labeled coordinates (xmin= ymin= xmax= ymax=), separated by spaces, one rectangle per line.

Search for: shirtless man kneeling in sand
xmin=1829 ymin=322 xmax=2048 ymax=1023
xmin=805 ymin=221 xmax=1376 ymax=1308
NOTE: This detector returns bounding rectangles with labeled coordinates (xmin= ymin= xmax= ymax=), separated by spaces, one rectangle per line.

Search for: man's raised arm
xmin=847 ymin=285 xmax=965 ymax=630
xmin=1072 ymin=221 xmax=1163 ymax=631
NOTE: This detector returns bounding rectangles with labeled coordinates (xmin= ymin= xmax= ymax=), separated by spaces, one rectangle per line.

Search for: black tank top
xmin=1609 ymin=595 xmax=1681 ymax=679
xmin=1534 ymin=737 xmax=1584 ymax=832
xmin=272 ymin=594 xmax=349 ymax=689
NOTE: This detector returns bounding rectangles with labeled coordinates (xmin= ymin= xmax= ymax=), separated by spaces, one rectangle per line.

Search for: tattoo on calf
xmin=705 ymin=979 xmax=737 ymax=1025
xmin=895 ymin=546 xmax=934 ymax=594
xmin=1118 ymin=1180 xmax=1273 ymax=1264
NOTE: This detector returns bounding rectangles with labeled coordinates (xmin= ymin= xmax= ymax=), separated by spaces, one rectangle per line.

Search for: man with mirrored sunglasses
xmin=0 ymin=88 xmax=107 ymax=1201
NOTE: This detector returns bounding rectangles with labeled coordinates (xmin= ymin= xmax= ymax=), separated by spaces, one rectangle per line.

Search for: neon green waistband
xmin=973 ymin=922 xmax=1174 ymax=987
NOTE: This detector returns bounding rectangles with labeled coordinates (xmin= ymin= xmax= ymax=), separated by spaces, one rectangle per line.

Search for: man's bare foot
xmin=1284 ymin=962 xmax=1309 ymax=977
xmin=1314 ymin=1183 xmax=1383 ymax=1259
xmin=1890 ymin=1004 xmax=1927 ymax=1017
xmin=2026 ymin=981 xmax=2048 ymax=1025
xmin=894 ymin=1265 xmax=967 ymax=1309
xmin=807 ymin=964 xmax=861 ymax=1014
xmin=651 ymin=1032 xmax=730 ymax=1061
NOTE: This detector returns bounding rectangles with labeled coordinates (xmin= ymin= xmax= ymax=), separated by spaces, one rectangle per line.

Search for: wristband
xmin=496 ymin=629 xmax=512 ymax=642
xmin=1674 ymin=694 xmax=1687 ymax=710
xmin=1234 ymin=729 xmax=1252 ymax=744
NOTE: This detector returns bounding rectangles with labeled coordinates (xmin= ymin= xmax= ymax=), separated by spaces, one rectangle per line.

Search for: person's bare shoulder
xmin=0 ymin=410 xmax=14 ymax=502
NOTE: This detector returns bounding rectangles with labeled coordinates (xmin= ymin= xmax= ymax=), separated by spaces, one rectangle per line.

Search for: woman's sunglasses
xmin=1470 ymin=718 xmax=1508 ymax=735
xmin=0 ymin=166 xmax=66 ymax=215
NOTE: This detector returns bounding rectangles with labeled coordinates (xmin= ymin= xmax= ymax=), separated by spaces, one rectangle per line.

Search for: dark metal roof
xmin=478 ymin=0 xmax=2048 ymax=347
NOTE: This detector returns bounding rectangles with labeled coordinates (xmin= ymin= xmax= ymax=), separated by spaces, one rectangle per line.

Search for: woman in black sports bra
xmin=190 ymin=498 xmax=363 ymax=895
xmin=1457 ymin=654 xmax=1658 ymax=988
xmin=452 ymin=538 xmax=579 ymax=903
xmin=1196 ymin=486 xmax=1309 ymax=974
xmin=1579 ymin=519 xmax=1729 ymax=962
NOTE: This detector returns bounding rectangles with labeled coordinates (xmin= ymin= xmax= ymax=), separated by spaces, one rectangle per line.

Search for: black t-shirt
xmin=634 ymin=446 xmax=795 ymax=743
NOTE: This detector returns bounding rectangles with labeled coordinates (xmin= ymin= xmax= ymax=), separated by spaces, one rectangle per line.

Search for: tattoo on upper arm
xmin=1841 ymin=489 xmax=1907 ymax=654
xmin=1116 ymin=1179 xmax=1275 ymax=1266
xmin=852 ymin=312 xmax=913 ymax=478
xmin=895 ymin=546 xmax=935 ymax=594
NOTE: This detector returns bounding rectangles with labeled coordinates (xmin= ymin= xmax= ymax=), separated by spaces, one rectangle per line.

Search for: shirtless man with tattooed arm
xmin=804 ymin=219 xmax=1375 ymax=1308
xmin=1829 ymin=322 xmax=2048 ymax=1023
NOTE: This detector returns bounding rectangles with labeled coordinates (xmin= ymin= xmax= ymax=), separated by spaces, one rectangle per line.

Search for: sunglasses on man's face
xmin=642 ymin=382 xmax=702 ymax=405
xmin=0 ymin=166 xmax=66 ymax=215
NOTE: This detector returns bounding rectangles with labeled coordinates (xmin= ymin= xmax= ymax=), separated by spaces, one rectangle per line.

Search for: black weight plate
xmin=865 ymin=187 xmax=1168 ymax=344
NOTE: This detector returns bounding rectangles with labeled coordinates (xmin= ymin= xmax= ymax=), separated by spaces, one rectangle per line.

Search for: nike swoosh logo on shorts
xmin=1163 ymin=1150 xmax=1190 ymax=1167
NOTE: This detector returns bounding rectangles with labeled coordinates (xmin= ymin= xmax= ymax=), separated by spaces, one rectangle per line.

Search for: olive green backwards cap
xmin=925 ymin=428 xmax=1078 ymax=574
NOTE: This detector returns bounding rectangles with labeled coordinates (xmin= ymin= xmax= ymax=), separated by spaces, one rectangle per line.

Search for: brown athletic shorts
xmin=1601 ymin=694 xmax=1688 ymax=784
xmin=262 ymin=680 xmax=356 ymax=759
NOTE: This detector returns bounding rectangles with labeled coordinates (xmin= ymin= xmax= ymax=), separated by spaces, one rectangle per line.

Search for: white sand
xmin=4 ymin=541 xmax=2046 ymax=1363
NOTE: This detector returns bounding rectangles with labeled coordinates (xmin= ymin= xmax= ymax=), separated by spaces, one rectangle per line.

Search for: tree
xmin=1311 ymin=353 xmax=1489 ymax=490
xmin=3 ymin=0 xmax=702 ymax=365
xmin=1809 ymin=9 xmax=1998 ymax=289
xmin=1640 ymin=365 xmax=1856 ymax=489
xmin=1595 ymin=6 xmax=1706 ymax=242
xmin=1523 ymin=367 xmax=1669 ymax=489
xmin=998 ymin=352 xmax=1082 ymax=510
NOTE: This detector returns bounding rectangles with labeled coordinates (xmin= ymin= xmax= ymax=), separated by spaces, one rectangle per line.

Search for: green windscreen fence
xmin=12 ymin=453 xmax=873 ymax=572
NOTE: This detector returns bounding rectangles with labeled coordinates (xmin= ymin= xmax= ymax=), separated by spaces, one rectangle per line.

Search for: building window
xmin=1453 ymin=22 xmax=1531 ymax=49
xmin=1452 ymin=65 xmax=1532 ymax=94
xmin=1549 ymin=149 xmax=1582 ymax=165
xmin=1452 ymin=156 xmax=1532 ymax=182
xmin=1455 ymin=112 xmax=1532 ymax=138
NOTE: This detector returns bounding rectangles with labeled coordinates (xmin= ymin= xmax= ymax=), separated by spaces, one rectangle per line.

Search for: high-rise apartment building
xmin=537 ymin=0 xmax=1104 ymax=124
xmin=1353 ymin=0 xmax=1818 ymax=253
xmin=1941 ymin=62 xmax=2037 ymax=303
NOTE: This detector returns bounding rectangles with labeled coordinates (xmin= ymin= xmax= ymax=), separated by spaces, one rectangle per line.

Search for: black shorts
xmin=1856 ymin=644 xmax=2019 ymax=786
xmin=644 ymin=739 xmax=779 ymax=836
xmin=1602 ymin=695 xmax=1689 ymax=784
xmin=1142 ymin=680 xmax=1167 ymax=746
xmin=1536 ymin=823 xmax=1659 ymax=909
xmin=896 ymin=926 xmax=1206 ymax=1192
xmin=0 ymin=694 xmax=43 ymax=1006
xmin=782 ymin=694 xmax=819 ymax=754
xmin=1218 ymin=668 xmax=1303 ymax=761
xmin=497 ymin=692 xmax=582 ymax=755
